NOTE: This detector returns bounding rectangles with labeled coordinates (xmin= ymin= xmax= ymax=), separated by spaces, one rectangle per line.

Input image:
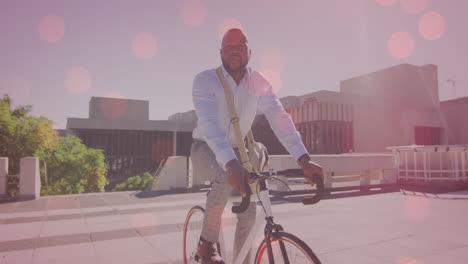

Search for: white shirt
xmin=192 ymin=65 xmax=308 ymax=169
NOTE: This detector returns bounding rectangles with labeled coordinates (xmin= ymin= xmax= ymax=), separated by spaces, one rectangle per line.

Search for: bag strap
xmin=247 ymin=130 xmax=255 ymax=146
xmin=215 ymin=67 xmax=253 ymax=172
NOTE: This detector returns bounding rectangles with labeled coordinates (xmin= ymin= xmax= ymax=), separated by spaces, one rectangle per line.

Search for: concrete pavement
xmin=1 ymin=188 xmax=468 ymax=264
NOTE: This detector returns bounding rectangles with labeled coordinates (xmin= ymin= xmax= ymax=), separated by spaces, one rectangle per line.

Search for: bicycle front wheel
xmin=254 ymin=231 xmax=321 ymax=264
xmin=183 ymin=206 xmax=205 ymax=264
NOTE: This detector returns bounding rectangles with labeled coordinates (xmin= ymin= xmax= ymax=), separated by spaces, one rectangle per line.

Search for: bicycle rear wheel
xmin=183 ymin=206 xmax=205 ymax=264
xmin=254 ymin=231 xmax=321 ymax=264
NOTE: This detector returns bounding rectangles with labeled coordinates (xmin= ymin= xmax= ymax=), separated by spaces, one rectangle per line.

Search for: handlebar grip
xmin=302 ymin=173 xmax=325 ymax=205
xmin=231 ymin=183 xmax=252 ymax=214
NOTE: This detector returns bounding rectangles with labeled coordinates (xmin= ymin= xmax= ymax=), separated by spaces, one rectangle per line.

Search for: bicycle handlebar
xmin=231 ymin=169 xmax=325 ymax=214
xmin=231 ymin=183 xmax=252 ymax=214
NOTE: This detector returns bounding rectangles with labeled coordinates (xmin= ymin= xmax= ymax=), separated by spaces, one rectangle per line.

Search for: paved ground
xmin=1 ymin=187 xmax=467 ymax=264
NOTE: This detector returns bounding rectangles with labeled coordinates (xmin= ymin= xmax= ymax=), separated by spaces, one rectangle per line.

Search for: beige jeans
xmin=191 ymin=140 xmax=256 ymax=264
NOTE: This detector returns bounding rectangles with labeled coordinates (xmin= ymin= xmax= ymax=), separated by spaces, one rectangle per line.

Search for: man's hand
xmin=226 ymin=159 xmax=251 ymax=197
xmin=297 ymin=154 xmax=323 ymax=187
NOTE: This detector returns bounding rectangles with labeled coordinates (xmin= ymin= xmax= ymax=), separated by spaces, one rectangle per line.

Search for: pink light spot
xmin=0 ymin=74 xmax=31 ymax=106
xmin=254 ymin=234 xmax=264 ymax=249
xmin=387 ymin=32 xmax=414 ymax=59
xmin=218 ymin=18 xmax=243 ymax=40
xmin=248 ymin=71 xmax=271 ymax=97
xmin=396 ymin=257 xmax=423 ymax=264
xmin=419 ymin=11 xmax=445 ymax=40
xmin=65 ymin=66 xmax=91 ymax=95
xmin=52 ymin=122 xmax=64 ymax=130
xmin=259 ymin=70 xmax=282 ymax=94
xmin=132 ymin=32 xmax=157 ymax=60
xmin=400 ymin=0 xmax=427 ymax=14
xmin=100 ymin=92 xmax=128 ymax=120
xmin=179 ymin=0 xmax=206 ymax=28
xmin=376 ymin=0 xmax=398 ymax=6
xmin=38 ymin=14 xmax=65 ymax=43
xmin=260 ymin=48 xmax=285 ymax=74
xmin=221 ymin=207 xmax=234 ymax=231
xmin=334 ymin=0 xmax=365 ymax=22
xmin=131 ymin=213 xmax=157 ymax=227
xmin=404 ymin=196 xmax=431 ymax=222
xmin=271 ymin=110 xmax=296 ymax=136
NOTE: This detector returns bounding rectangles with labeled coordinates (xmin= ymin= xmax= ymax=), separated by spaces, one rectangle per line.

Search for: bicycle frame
xmin=225 ymin=189 xmax=273 ymax=264
xmin=187 ymin=171 xmax=323 ymax=264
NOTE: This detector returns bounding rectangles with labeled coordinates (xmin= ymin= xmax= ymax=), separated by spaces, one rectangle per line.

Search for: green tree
xmin=1 ymin=94 xmax=108 ymax=195
xmin=0 ymin=95 xmax=58 ymax=174
xmin=43 ymin=136 xmax=109 ymax=195
xmin=112 ymin=172 xmax=154 ymax=192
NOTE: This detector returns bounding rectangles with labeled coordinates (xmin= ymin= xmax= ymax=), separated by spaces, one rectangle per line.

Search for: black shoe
xmin=197 ymin=237 xmax=224 ymax=264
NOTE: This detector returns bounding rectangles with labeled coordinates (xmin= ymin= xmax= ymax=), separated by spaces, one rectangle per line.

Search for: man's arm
xmin=254 ymin=72 xmax=323 ymax=185
xmin=192 ymin=72 xmax=236 ymax=168
xmin=297 ymin=153 xmax=323 ymax=186
xmin=192 ymin=72 xmax=250 ymax=195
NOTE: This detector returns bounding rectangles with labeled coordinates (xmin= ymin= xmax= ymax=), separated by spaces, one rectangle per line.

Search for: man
xmin=191 ymin=28 xmax=323 ymax=264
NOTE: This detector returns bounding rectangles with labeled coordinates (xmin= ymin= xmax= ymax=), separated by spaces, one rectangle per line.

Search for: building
xmin=66 ymin=97 xmax=195 ymax=189
xmin=253 ymin=64 xmax=454 ymax=154
xmin=440 ymin=96 xmax=468 ymax=145
xmin=253 ymin=90 xmax=357 ymax=154
xmin=341 ymin=63 xmax=444 ymax=151
xmin=67 ymin=63 xmax=467 ymax=187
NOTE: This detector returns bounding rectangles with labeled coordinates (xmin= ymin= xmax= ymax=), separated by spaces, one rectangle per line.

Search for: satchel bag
xmin=215 ymin=67 xmax=270 ymax=172
xmin=246 ymin=131 xmax=269 ymax=172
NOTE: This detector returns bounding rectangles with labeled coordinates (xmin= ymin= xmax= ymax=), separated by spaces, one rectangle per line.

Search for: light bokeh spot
xmin=396 ymin=257 xmax=423 ymax=264
xmin=260 ymin=70 xmax=282 ymax=94
xmin=65 ymin=66 xmax=91 ymax=94
xmin=221 ymin=206 xmax=234 ymax=231
xmin=179 ymin=0 xmax=206 ymax=28
xmin=52 ymin=121 xmax=66 ymax=130
xmin=419 ymin=11 xmax=445 ymax=40
xmin=131 ymin=213 xmax=157 ymax=227
xmin=404 ymin=196 xmax=430 ymax=222
xmin=255 ymin=234 xmax=264 ymax=248
xmin=38 ymin=14 xmax=65 ymax=43
xmin=218 ymin=18 xmax=243 ymax=40
xmin=376 ymin=0 xmax=398 ymax=7
xmin=132 ymin=32 xmax=158 ymax=60
xmin=400 ymin=0 xmax=427 ymax=14
xmin=0 ymin=74 xmax=31 ymax=106
xmin=387 ymin=32 xmax=414 ymax=59
xmin=260 ymin=48 xmax=285 ymax=74
xmin=334 ymin=0 xmax=365 ymax=22
xmin=100 ymin=91 xmax=128 ymax=120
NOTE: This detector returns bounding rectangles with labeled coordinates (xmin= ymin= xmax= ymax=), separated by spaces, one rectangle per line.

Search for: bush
xmin=112 ymin=172 xmax=155 ymax=192
xmin=42 ymin=136 xmax=108 ymax=195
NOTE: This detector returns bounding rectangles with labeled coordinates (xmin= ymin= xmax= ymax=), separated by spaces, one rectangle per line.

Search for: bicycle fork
xmin=264 ymin=218 xmax=291 ymax=264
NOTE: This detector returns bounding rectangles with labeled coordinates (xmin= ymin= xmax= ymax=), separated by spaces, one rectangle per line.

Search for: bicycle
xmin=183 ymin=168 xmax=325 ymax=264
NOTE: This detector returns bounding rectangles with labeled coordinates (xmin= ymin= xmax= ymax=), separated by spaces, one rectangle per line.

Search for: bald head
xmin=221 ymin=28 xmax=248 ymax=48
xmin=220 ymin=28 xmax=251 ymax=74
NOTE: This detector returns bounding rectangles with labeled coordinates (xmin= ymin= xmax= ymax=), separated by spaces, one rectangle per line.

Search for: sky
xmin=1 ymin=0 xmax=467 ymax=129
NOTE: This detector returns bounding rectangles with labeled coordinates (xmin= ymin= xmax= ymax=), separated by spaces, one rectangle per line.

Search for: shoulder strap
xmin=247 ymin=130 xmax=255 ymax=146
xmin=215 ymin=67 xmax=253 ymax=172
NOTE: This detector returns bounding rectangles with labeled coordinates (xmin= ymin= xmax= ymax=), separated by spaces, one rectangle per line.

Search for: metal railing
xmin=388 ymin=145 xmax=468 ymax=185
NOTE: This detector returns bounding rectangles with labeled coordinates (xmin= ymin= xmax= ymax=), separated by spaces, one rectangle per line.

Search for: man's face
xmin=220 ymin=30 xmax=251 ymax=73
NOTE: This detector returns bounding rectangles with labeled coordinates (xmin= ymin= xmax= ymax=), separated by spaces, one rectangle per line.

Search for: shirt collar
xmin=220 ymin=64 xmax=252 ymax=83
